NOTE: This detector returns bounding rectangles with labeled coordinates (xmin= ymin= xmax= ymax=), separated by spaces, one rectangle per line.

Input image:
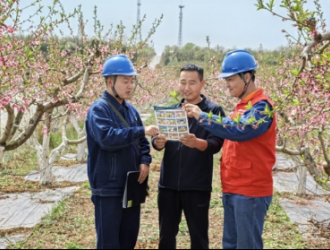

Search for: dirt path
xmin=149 ymin=55 xmax=161 ymax=69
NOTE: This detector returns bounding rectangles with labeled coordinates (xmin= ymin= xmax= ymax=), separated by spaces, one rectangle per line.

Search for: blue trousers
xmin=92 ymin=196 xmax=141 ymax=249
xmin=222 ymin=194 xmax=272 ymax=249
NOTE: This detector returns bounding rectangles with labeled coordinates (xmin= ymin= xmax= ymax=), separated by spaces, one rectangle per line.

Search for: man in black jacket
xmin=153 ymin=64 xmax=225 ymax=249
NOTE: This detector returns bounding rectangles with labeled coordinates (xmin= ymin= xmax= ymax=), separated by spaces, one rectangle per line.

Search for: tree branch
xmin=319 ymin=132 xmax=330 ymax=165
xmin=323 ymin=108 xmax=330 ymax=113
xmin=50 ymin=109 xmax=69 ymax=121
xmin=276 ymin=146 xmax=305 ymax=155
xmin=5 ymin=104 xmax=44 ymax=151
xmin=299 ymin=31 xmax=330 ymax=73
xmin=0 ymin=105 xmax=15 ymax=145
xmin=49 ymin=114 xmax=86 ymax=165
xmin=68 ymin=137 xmax=86 ymax=145
xmin=3 ymin=49 xmax=100 ymax=152
xmin=62 ymin=68 xmax=85 ymax=86
xmin=49 ymin=116 xmax=69 ymax=165
xmin=7 ymin=111 xmax=24 ymax=142
xmin=70 ymin=113 xmax=82 ymax=133
xmin=74 ymin=68 xmax=90 ymax=101
xmin=62 ymin=52 xmax=99 ymax=86
xmin=317 ymin=41 xmax=330 ymax=54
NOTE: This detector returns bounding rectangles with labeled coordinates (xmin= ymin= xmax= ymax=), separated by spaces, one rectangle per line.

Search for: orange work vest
xmin=220 ymin=89 xmax=276 ymax=197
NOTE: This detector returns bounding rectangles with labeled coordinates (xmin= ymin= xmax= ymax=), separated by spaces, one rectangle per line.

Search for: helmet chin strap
xmin=111 ymin=76 xmax=124 ymax=101
xmin=239 ymin=73 xmax=252 ymax=99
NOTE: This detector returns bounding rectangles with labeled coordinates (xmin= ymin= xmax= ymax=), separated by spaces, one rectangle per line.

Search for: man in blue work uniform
xmin=153 ymin=64 xmax=225 ymax=249
xmin=86 ymin=55 xmax=159 ymax=249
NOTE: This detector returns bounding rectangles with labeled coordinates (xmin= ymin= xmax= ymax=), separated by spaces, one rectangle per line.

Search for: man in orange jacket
xmin=184 ymin=50 xmax=276 ymax=249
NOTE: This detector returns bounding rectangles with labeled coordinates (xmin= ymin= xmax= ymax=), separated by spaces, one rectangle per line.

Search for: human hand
xmin=183 ymin=104 xmax=202 ymax=120
xmin=179 ymin=134 xmax=198 ymax=148
xmin=154 ymin=134 xmax=168 ymax=150
xmin=138 ymin=164 xmax=149 ymax=184
xmin=145 ymin=125 xmax=159 ymax=137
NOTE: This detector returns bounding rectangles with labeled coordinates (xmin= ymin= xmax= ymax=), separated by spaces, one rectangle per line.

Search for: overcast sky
xmin=22 ymin=0 xmax=330 ymax=54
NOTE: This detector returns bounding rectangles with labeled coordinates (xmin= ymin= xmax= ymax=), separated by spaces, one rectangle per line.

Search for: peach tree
xmin=255 ymin=0 xmax=330 ymax=195
xmin=0 ymin=0 xmax=162 ymax=184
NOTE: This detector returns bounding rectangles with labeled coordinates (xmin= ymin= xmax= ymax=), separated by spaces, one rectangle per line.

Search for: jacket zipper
xmin=129 ymin=109 xmax=139 ymax=171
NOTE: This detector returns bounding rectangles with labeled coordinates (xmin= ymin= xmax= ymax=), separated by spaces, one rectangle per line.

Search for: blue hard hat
xmin=102 ymin=55 xmax=138 ymax=77
xmin=218 ymin=50 xmax=258 ymax=78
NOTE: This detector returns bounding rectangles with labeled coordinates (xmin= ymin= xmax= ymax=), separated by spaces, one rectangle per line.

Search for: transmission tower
xmin=137 ymin=0 xmax=141 ymax=26
xmin=178 ymin=5 xmax=185 ymax=48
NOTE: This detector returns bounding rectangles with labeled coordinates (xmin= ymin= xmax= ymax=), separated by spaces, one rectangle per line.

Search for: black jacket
xmin=152 ymin=95 xmax=225 ymax=192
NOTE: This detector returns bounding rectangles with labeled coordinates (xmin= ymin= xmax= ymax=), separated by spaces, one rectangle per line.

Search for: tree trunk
xmin=69 ymin=114 xmax=87 ymax=163
xmin=0 ymin=146 xmax=4 ymax=161
xmin=40 ymin=131 xmax=53 ymax=185
xmin=39 ymin=111 xmax=53 ymax=185
xmin=76 ymin=128 xmax=87 ymax=163
xmin=297 ymin=166 xmax=307 ymax=197
xmin=304 ymin=148 xmax=323 ymax=180
xmin=40 ymin=158 xmax=53 ymax=185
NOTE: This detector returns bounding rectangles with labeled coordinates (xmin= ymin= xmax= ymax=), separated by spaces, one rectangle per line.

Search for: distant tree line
xmin=160 ymin=43 xmax=300 ymax=69
xmin=14 ymin=34 xmax=156 ymax=63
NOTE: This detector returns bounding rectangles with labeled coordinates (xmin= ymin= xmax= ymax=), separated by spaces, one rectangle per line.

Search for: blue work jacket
xmin=86 ymin=91 xmax=152 ymax=197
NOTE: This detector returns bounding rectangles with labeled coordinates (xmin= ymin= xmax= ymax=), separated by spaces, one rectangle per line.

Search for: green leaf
xmin=216 ymin=112 xmax=223 ymax=124
xmin=291 ymin=69 xmax=299 ymax=76
xmin=247 ymin=115 xmax=256 ymax=125
xmin=27 ymin=51 xmax=34 ymax=59
xmin=265 ymin=104 xmax=270 ymax=113
xmin=257 ymin=119 xmax=267 ymax=126
xmin=207 ymin=111 xmax=213 ymax=120
xmin=169 ymin=91 xmax=178 ymax=98
xmin=245 ymin=101 xmax=253 ymax=111
xmin=264 ymin=104 xmax=274 ymax=119
xmin=232 ymin=114 xmax=242 ymax=124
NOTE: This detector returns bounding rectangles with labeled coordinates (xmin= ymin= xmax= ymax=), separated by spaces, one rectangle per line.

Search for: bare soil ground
xmin=1 ymin=123 xmax=329 ymax=249
xmin=4 ymin=160 xmax=329 ymax=249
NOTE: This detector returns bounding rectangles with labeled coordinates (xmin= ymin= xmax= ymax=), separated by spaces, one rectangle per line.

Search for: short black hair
xmin=180 ymin=64 xmax=204 ymax=81
xmin=241 ymin=70 xmax=256 ymax=82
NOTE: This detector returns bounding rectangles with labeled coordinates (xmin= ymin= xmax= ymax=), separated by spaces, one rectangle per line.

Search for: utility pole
xmin=136 ymin=0 xmax=142 ymax=42
xmin=137 ymin=0 xmax=141 ymax=26
xmin=178 ymin=5 xmax=185 ymax=48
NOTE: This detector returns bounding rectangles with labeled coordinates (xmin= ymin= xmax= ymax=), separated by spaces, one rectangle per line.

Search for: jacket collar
xmin=180 ymin=95 xmax=208 ymax=110
xmin=239 ymin=89 xmax=264 ymax=105
xmin=102 ymin=91 xmax=128 ymax=111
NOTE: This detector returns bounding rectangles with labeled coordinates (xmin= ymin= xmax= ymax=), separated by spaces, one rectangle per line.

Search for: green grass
xmin=1 ymin=147 xmax=38 ymax=175
xmin=263 ymin=196 xmax=306 ymax=249
xmin=8 ymin=199 xmax=69 ymax=249
xmin=43 ymin=200 xmax=68 ymax=226
xmin=66 ymin=243 xmax=85 ymax=249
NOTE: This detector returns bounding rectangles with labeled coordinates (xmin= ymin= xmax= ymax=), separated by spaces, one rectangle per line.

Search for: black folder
xmin=122 ymin=171 xmax=149 ymax=209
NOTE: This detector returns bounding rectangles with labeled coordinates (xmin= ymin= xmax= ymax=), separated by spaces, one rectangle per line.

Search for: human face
xmin=224 ymin=74 xmax=246 ymax=98
xmin=179 ymin=71 xmax=205 ymax=104
xmin=107 ymin=76 xmax=135 ymax=101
